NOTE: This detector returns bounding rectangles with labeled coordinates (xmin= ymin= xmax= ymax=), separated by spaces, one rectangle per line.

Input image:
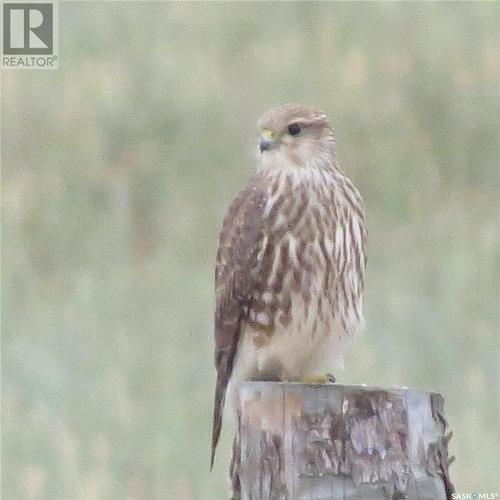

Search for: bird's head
xmin=256 ymin=104 xmax=336 ymax=171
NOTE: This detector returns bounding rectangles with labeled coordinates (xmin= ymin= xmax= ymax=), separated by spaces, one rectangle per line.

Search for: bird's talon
xmin=302 ymin=374 xmax=336 ymax=384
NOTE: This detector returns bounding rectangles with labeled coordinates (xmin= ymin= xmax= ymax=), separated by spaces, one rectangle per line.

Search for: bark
xmin=230 ymin=382 xmax=454 ymax=500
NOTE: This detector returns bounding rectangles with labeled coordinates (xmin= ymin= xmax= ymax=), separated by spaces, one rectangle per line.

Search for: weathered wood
xmin=230 ymin=382 xmax=454 ymax=500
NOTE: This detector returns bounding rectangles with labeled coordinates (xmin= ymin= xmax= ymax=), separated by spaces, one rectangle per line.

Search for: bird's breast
xmin=245 ymin=168 xmax=365 ymax=346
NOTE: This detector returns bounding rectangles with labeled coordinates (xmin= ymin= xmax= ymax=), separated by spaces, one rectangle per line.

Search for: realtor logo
xmin=2 ymin=2 xmax=58 ymax=69
xmin=3 ymin=3 xmax=52 ymax=54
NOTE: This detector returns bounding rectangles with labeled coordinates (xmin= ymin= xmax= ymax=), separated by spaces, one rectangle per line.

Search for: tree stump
xmin=230 ymin=382 xmax=454 ymax=500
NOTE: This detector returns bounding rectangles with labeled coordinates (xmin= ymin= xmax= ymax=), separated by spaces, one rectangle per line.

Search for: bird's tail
xmin=210 ymin=373 xmax=228 ymax=470
xmin=211 ymin=311 xmax=241 ymax=470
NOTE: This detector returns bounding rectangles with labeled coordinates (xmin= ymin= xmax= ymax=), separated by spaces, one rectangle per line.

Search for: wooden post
xmin=230 ymin=382 xmax=454 ymax=500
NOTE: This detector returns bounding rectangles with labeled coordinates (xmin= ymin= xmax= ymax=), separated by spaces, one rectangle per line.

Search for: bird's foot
xmin=302 ymin=373 xmax=336 ymax=384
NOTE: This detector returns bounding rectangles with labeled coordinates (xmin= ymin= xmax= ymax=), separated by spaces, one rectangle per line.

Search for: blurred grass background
xmin=1 ymin=2 xmax=499 ymax=499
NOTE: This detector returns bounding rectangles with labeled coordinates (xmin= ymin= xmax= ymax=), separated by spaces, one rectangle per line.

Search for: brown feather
xmin=210 ymin=175 xmax=268 ymax=469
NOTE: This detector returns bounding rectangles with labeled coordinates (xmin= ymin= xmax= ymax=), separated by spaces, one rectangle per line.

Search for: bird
xmin=210 ymin=104 xmax=367 ymax=469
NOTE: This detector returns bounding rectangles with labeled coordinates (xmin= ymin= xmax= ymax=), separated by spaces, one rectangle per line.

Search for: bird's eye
xmin=287 ymin=123 xmax=302 ymax=136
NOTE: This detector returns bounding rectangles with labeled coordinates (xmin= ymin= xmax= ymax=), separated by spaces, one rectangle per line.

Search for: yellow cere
xmin=261 ymin=129 xmax=275 ymax=141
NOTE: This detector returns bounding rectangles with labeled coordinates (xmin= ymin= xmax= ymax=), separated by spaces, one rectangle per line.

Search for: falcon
xmin=211 ymin=104 xmax=367 ymax=468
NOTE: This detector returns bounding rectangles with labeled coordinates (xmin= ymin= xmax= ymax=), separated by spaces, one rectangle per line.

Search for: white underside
xmin=225 ymin=290 xmax=361 ymax=424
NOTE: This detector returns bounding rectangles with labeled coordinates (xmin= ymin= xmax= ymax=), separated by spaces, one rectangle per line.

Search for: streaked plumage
xmin=211 ymin=104 xmax=367 ymax=468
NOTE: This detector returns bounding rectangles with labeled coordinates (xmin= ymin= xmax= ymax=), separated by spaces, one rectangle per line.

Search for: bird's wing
xmin=211 ymin=176 xmax=268 ymax=469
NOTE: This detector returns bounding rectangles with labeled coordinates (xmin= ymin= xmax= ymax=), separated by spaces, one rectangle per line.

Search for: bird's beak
xmin=260 ymin=129 xmax=276 ymax=153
